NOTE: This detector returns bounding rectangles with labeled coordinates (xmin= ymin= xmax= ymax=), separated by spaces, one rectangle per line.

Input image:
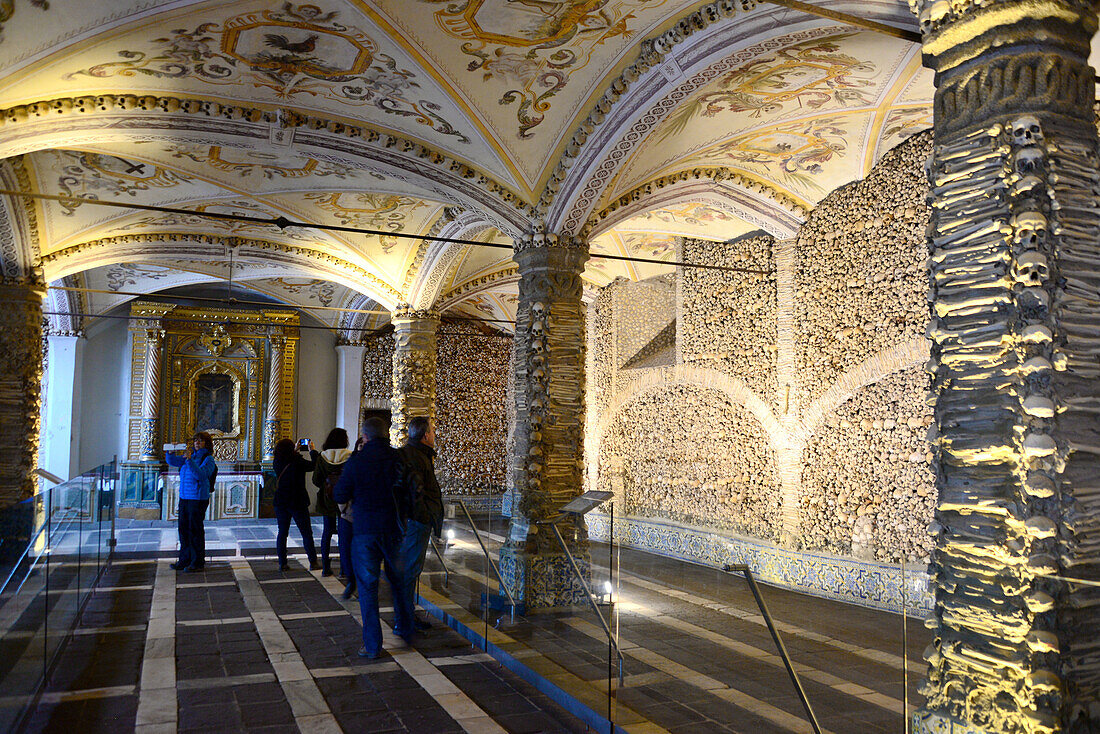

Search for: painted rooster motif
xmin=262 ymin=33 xmax=318 ymax=54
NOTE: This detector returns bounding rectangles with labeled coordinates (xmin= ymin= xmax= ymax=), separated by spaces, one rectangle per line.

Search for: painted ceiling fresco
xmin=604 ymin=30 xmax=933 ymax=209
xmin=0 ymin=1 xmax=937 ymax=334
xmin=25 ymin=144 xmax=449 ymax=291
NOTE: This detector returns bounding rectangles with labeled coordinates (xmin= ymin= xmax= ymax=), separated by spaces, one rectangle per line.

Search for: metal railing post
xmin=429 ymin=537 xmax=450 ymax=588
xmin=728 ymin=565 xmax=821 ymax=734
xmin=545 ymin=522 xmax=625 ymax=684
xmin=456 ymin=500 xmax=518 ymax=619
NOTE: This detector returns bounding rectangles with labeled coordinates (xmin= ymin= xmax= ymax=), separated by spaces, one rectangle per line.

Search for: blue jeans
xmin=275 ymin=505 xmax=317 ymax=568
xmin=351 ymin=531 xmax=412 ymax=655
xmin=320 ymin=515 xmax=335 ymax=572
xmin=399 ymin=520 xmax=432 ymax=614
xmin=176 ymin=499 xmax=209 ymax=569
xmin=337 ymin=517 xmax=353 ymax=580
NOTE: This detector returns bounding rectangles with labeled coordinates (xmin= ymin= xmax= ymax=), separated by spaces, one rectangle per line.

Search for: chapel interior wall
xmin=77 ymin=317 xmax=131 ymax=473
xmin=588 ymin=131 xmax=937 ymax=563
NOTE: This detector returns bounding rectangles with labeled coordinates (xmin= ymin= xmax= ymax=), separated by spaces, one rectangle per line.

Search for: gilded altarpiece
xmin=119 ymin=302 xmax=298 ymax=520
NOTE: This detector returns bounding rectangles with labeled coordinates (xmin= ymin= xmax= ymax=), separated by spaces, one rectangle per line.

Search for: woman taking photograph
xmin=272 ymin=438 xmax=321 ymax=572
xmin=312 ymin=428 xmax=352 ymax=581
xmin=167 ymin=432 xmax=218 ymax=572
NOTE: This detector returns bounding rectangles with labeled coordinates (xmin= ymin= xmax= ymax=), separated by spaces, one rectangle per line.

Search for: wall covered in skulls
xmin=587 ymin=132 xmax=936 ymax=566
xmin=359 ymin=320 xmax=511 ymax=495
xmin=435 ymin=321 xmax=512 ymax=495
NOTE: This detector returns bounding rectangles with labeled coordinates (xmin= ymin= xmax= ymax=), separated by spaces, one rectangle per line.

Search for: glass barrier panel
xmin=0 ymin=460 xmax=117 ymax=730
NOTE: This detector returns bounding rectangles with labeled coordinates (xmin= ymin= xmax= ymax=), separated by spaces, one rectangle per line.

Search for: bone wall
xmin=597 ymin=383 xmax=781 ymax=539
xmin=359 ymin=320 xmax=510 ymax=496
xmin=682 ymin=234 xmax=778 ymax=406
xmin=359 ymin=328 xmax=394 ymax=411
xmin=795 ymin=133 xmax=931 ymax=408
xmin=435 ymin=321 xmax=511 ymax=494
xmin=588 ymin=131 xmax=936 ymax=564
xmin=800 ymin=365 xmax=935 ymax=562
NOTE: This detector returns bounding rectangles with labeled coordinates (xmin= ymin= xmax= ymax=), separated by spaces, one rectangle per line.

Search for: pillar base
xmin=912 ymin=710 xmax=993 ymax=734
xmin=498 ymin=545 xmax=590 ymax=610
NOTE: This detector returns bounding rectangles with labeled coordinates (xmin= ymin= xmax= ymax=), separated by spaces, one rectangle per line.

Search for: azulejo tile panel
xmin=444 ymin=493 xmax=503 ymax=515
xmin=586 ymin=513 xmax=933 ymax=615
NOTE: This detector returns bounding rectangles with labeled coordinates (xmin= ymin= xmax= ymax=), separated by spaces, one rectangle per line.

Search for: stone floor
xmin=1 ymin=519 xmax=930 ymax=733
xmin=8 ymin=557 xmax=587 ymax=734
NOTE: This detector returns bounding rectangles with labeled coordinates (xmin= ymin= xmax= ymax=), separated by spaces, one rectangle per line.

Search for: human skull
xmin=1013 ymin=146 xmax=1045 ymax=176
xmin=1012 ymin=251 xmax=1049 ymax=287
xmin=1011 ymin=211 xmax=1048 ymax=249
xmin=1011 ymin=115 xmax=1043 ymax=147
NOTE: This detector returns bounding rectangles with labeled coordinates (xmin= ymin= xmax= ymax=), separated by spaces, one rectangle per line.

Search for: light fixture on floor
xmin=596 ymin=580 xmax=614 ymax=606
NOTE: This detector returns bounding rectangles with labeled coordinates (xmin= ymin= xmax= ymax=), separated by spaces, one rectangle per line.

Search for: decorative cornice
xmin=588 ymin=168 xmax=809 ymax=236
xmin=391 ymin=306 xmax=440 ymax=323
xmin=39 ymin=232 xmax=402 ymax=302
xmin=514 ymin=230 xmax=587 ymax=253
xmin=536 ymin=0 xmax=758 ymax=219
xmin=0 ymin=95 xmax=533 ymax=217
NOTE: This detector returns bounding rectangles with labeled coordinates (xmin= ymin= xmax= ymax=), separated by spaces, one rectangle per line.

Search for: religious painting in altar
xmin=194 ymin=373 xmax=235 ymax=434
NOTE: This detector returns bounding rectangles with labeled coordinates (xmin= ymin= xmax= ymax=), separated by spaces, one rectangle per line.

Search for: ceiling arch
xmin=0 ymin=99 xmax=532 ymax=234
xmin=40 ymin=234 xmax=403 ymax=310
xmin=406 ymin=214 xmax=502 ymax=311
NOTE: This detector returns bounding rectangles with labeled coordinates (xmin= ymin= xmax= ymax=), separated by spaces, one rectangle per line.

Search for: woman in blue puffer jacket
xmin=166 ymin=431 xmax=218 ymax=572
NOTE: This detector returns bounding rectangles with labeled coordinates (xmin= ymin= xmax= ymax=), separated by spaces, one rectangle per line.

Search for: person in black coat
xmin=333 ymin=416 xmax=412 ymax=658
xmin=272 ymin=438 xmax=320 ymax=572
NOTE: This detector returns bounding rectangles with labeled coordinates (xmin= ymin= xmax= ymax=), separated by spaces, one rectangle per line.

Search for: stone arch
xmin=40 ymin=234 xmax=403 ymax=310
xmin=796 ymin=336 xmax=929 ymax=444
xmin=406 ymin=213 xmax=501 ymax=311
xmin=587 ymin=178 xmax=803 ymax=241
xmin=541 ymin=1 xmax=921 ymax=234
xmin=593 ymin=363 xmax=783 ymax=463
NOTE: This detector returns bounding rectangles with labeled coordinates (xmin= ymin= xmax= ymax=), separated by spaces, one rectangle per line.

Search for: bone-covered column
xmin=911 ymin=0 xmax=1100 ymax=731
xmin=263 ymin=335 xmax=285 ymax=461
xmin=500 ymin=231 xmax=589 ymax=609
xmin=390 ymin=309 xmax=438 ymax=446
xmin=0 ymin=280 xmax=44 ymax=510
xmin=138 ymin=328 xmax=165 ymax=462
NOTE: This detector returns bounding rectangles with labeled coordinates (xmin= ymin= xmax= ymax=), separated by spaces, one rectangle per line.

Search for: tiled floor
xmin=2 ymin=519 xmax=930 ymax=733
xmin=7 ymin=558 xmax=586 ymax=734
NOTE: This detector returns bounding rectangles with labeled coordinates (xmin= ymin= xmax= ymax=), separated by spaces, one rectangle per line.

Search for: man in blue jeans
xmin=397 ymin=416 xmax=443 ymax=631
xmin=333 ymin=416 xmax=413 ymax=658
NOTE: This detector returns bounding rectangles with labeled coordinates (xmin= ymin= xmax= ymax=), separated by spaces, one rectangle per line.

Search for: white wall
xmin=295 ymin=326 xmax=338 ymax=506
xmin=78 ymin=318 xmax=131 ymax=472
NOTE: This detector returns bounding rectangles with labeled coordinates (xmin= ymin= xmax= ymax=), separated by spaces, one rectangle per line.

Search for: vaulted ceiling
xmin=0 ymin=0 xmax=934 ymax=335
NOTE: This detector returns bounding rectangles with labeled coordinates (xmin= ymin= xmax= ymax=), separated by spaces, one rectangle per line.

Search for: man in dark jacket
xmin=333 ymin=416 xmax=413 ymax=658
xmin=397 ymin=416 xmax=443 ymax=630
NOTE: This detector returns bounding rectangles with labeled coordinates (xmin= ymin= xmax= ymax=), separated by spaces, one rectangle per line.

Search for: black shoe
xmin=309 ymin=560 xmax=321 ymax=571
xmin=183 ymin=565 xmax=203 ymax=573
xmin=341 ymin=583 xmax=355 ymax=600
xmin=279 ymin=564 xmax=290 ymax=572
xmin=321 ymin=568 xmax=333 ymax=577
xmin=413 ymin=615 xmax=432 ymax=631
xmin=358 ymin=646 xmax=381 ymax=659
xmin=169 ymin=563 xmax=183 ymax=571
